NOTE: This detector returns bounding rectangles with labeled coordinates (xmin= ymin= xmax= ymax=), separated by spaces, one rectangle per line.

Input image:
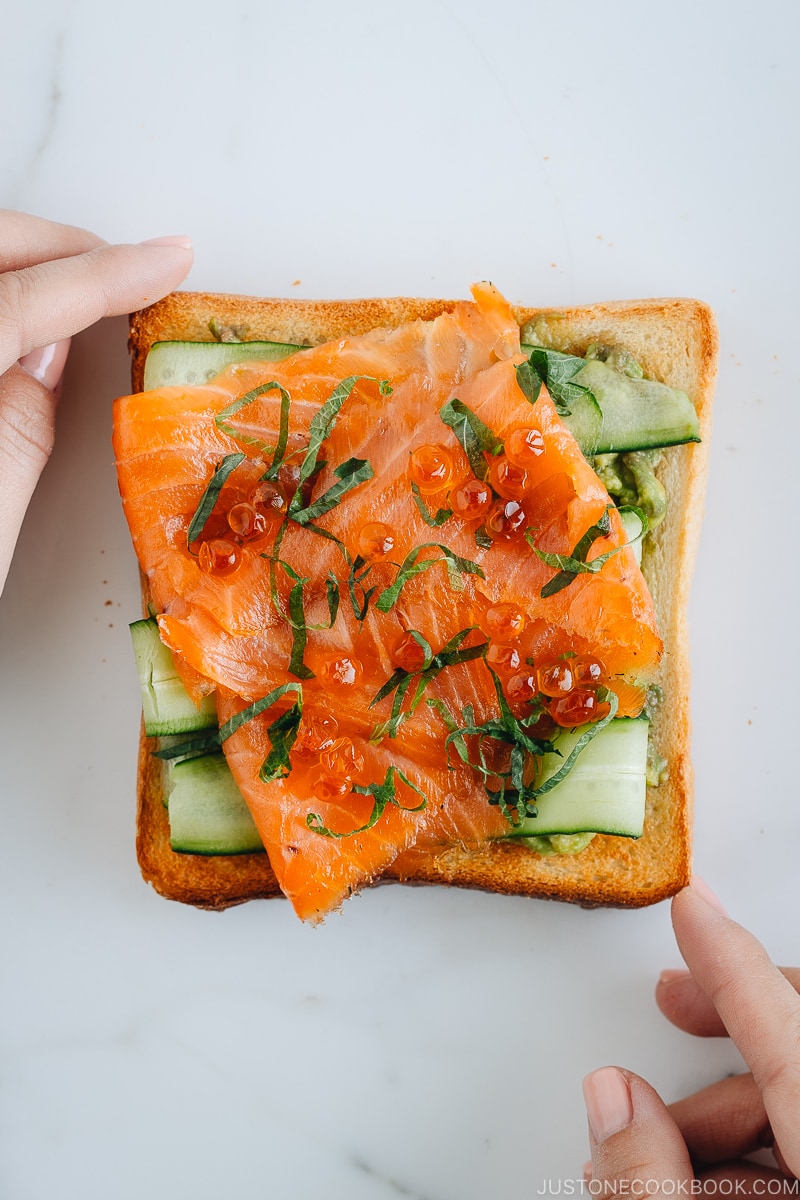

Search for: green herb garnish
xmin=411 ymin=480 xmax=452 ymax=527
xmin=216 ymin=381 xmax=292 ymax=457
xmin=375 ymin=543 xmax=484 ymax=613
xmin=186 ymin=452 xmax=245 ymax=546
xmin=291 ymin=457 xmax=374 ymax=525
xmin=370 ymin=628 xmax=488 ymax=739
xmin=439 ymin=398 xmax=503 ymax=481
xmin=156 ymin=682 xmax=304 ymax=785
xmin=306 ymin=765 xmax=427 ymax=838
xmin=528 ymin=506 xmax=640 ymax=598
xmin=516 ymin=347 xmax=597 ymax=418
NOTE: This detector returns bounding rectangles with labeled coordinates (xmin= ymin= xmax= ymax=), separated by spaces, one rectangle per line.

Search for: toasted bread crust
xmin=128 ymin=291 xmax=718 ymax=911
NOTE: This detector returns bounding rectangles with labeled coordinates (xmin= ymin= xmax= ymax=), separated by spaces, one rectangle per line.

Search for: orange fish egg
xmin=572 ymin=655 xmax=608 ymax=688
xmin=320 ymin=736 xmax=365 ymax=781
xmin=480 ymin=602 xmax=528 ymax=642
xmin=392 ymin=631 xmax=428 ymax=672
xmin=409 ymin=444 xmax=456 ymax=495
xmin=488 ymin=455 xmax=529 ymax=500
xmin=550 ymin=689 xmax=610 ymax=727
xmin=293 ymin=712 xmax=340 ymax=761
xmin=227 ymin=502 xmax=269 ymax=541
xmin=505 ymin=671 xmax=538 ymax=703
xmin=250 ymin=480 xmax=288 ymax=521
xmin=450 ymin=477 xmax=493 ymax=520
xmin=537 ymin=660 xmax=574 ymax=697
xmin=357 ymin=521 xmax=395 ymax=561
xmin=197 ymin=538 xmax=242 ymax=577
xmin=312 ymin=771 xmax=352 ymax=802
xmin=505 ymin=425 xmax=545 ymax=468
xmin=485 ymin=643 xmax=522 ymax=675
xmin=320 ymin=654 xmax=363 ymax=688
xmin=485 ymin=498 xmax=527 ymax=542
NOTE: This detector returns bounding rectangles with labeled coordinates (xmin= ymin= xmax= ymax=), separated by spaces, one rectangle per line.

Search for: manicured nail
xmin=583 ymin=1160 xmax=593 ymax=1183
xmin=658 ymin=968 xmax=691 ymax=985
xmin=19 ymin=337 xmax=71 ymax=391
xmin=582 ymin=1067 xmax=633 ymax=1144
xmin=690 ymin=875 xmax=729 ymax=917
xmin=138 ymin=234 xmax=193 ymax=250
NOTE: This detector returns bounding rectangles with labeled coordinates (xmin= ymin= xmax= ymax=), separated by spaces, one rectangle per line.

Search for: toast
xmin=123 ymin=290 xmax=718 ymax=913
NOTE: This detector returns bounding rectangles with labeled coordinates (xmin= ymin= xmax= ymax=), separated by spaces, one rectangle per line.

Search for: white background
xmin=1 ymin=1 xmax=799 ymax=1196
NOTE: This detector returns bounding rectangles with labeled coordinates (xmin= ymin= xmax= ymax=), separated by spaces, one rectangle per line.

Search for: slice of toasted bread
xmin=127 ymin=292 xmax=717 ymax=911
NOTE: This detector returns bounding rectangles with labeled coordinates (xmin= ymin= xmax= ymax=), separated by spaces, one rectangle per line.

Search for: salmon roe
xmin=320 ymin=654 xmax=363 ymax=688
xmin=312 ymin=771 xmax=352 ymax=801
xmin=488 ymin=456 xmax=529 ymax=500
xmin=550 ymin=689 xmax=610 ymax=728
xmin=293 ymin=712 xmax=339 ymax=761
xmin=450 ymin=477 xmax=493 ymax=520
xmin=485 ymin=498 xmax=527 ymax=542
xmin=357 ymin=521 xmax=396 ymax=561
xmin=392 ymin=631 xmax=427 ymax=672
xmin=505 ymin=425 xmax=545 ymax=468
xmin=480 ymin=602 xmax=527 ymax=642
xmin=320 ymin=736 xmax=365 ymax=782
xmin=250 ymin=480 xmax=288 ymax=521
xmin=572 ymin=655 xmax=608 ymax=688
xmin=227 ymin=502 xmax=269 ymax=541
xmin=485 ymin=643 xmax=522 ymax=675
xmin=197 ymin=538 xmax=242 ymax=577
xmin=409 ymin=444 xmax=456 ymax=495
xmin=537 ymin=660 xmax=574 ymax=697
xmin=505 ymin=671 xmax=538 ymax=703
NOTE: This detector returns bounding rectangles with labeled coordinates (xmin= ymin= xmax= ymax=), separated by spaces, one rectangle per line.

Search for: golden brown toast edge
xmin=127 ymin=291 xmax=718 ymax=911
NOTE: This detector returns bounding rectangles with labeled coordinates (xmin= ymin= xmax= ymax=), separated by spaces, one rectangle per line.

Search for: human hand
xmin=0 ymin=210 xmax=193 ymax=595
xmin=583 ymin=877 xmax=799 ymax=1192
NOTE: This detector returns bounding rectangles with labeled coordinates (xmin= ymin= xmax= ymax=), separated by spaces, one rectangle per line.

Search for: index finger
xmin=0 ymin=238 xmax=193 ymax=371
xmin=657 ymin=966 xmax=800 ymax=1037
xmin=672 ymin=878 xmax=800 ymax=1176
xmin=0 ymin=209 xmax=106 ymax=272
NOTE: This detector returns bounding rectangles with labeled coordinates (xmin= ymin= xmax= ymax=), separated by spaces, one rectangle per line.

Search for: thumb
xmin=0 ymin=342 xmax=70 ymax=594
xmin=583 ymin=1067 xmax=694 ymax=1193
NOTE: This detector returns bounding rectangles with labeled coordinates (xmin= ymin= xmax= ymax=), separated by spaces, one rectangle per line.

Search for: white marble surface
xmin=2 ymin=2 xmax=799 ymax=1196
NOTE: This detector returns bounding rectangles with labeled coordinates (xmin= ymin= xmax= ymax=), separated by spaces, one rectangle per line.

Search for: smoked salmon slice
xmin=114 ymin=284 xmax=662 ymax=921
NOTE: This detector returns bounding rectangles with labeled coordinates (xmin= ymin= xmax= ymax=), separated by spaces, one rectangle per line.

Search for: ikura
xmin=505 ymin=671 xmax=538 ymax=703
xmin=357 ymin=521 xmax=395 ymax=561
xmin=409 ymin=444 xmax=456 ymax=495
xmin=293 ymin=712 xmax=340 ymax=761
xmin=392 ymin=631 xmax=427 ymax=672
xmin=312 ymin=771 xmax=352 ymax=802
xmin=550 ymin=689 xmax=610 ymax=727
xmin=197 ymin=538 xmax=242 ymax=577
xmin=250 ymin=480 xmax=288 ymax=521
xmin=537 ymin=660 xmax=574 ymax=697
xmin=450 ymin=477 xmax=493 ymax=520
xmin=485 ymin=498 xmax=527 ymax=542
xmin=485 ymin=642 xmax=522 ymax=675
xmin=572 ymin=655 xmax=608 ymax=688
xmin=505 ymin=425 xmax=545 ymax=468
xmin=320 ymin=736 xmax=365 ymax=782
xmin=488 ymin=455 xmax=529 ymax=500
xmin=320 ymin=654 xmax=363 ymax=688
xmin=227 ymin=502 xmax=269 ymax=541
xmin=480 ymin=602 xmax=527 ymax=642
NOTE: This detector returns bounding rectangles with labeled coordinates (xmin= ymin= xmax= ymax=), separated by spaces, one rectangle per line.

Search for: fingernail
xmin=19 ymin=337 xmax=71 ymax=391
xmin=583 ymin=1160 xmax=593 ymax=1183
xmin=690 ymin=875 xmax=729 ymax=917
xmin=658 ymin=968 xmax=690 ymax=985
xmin=138 ymin=234 xmax=193 ymax=250
xmin=582 ymin=1067 xmax=633 ymax=1144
